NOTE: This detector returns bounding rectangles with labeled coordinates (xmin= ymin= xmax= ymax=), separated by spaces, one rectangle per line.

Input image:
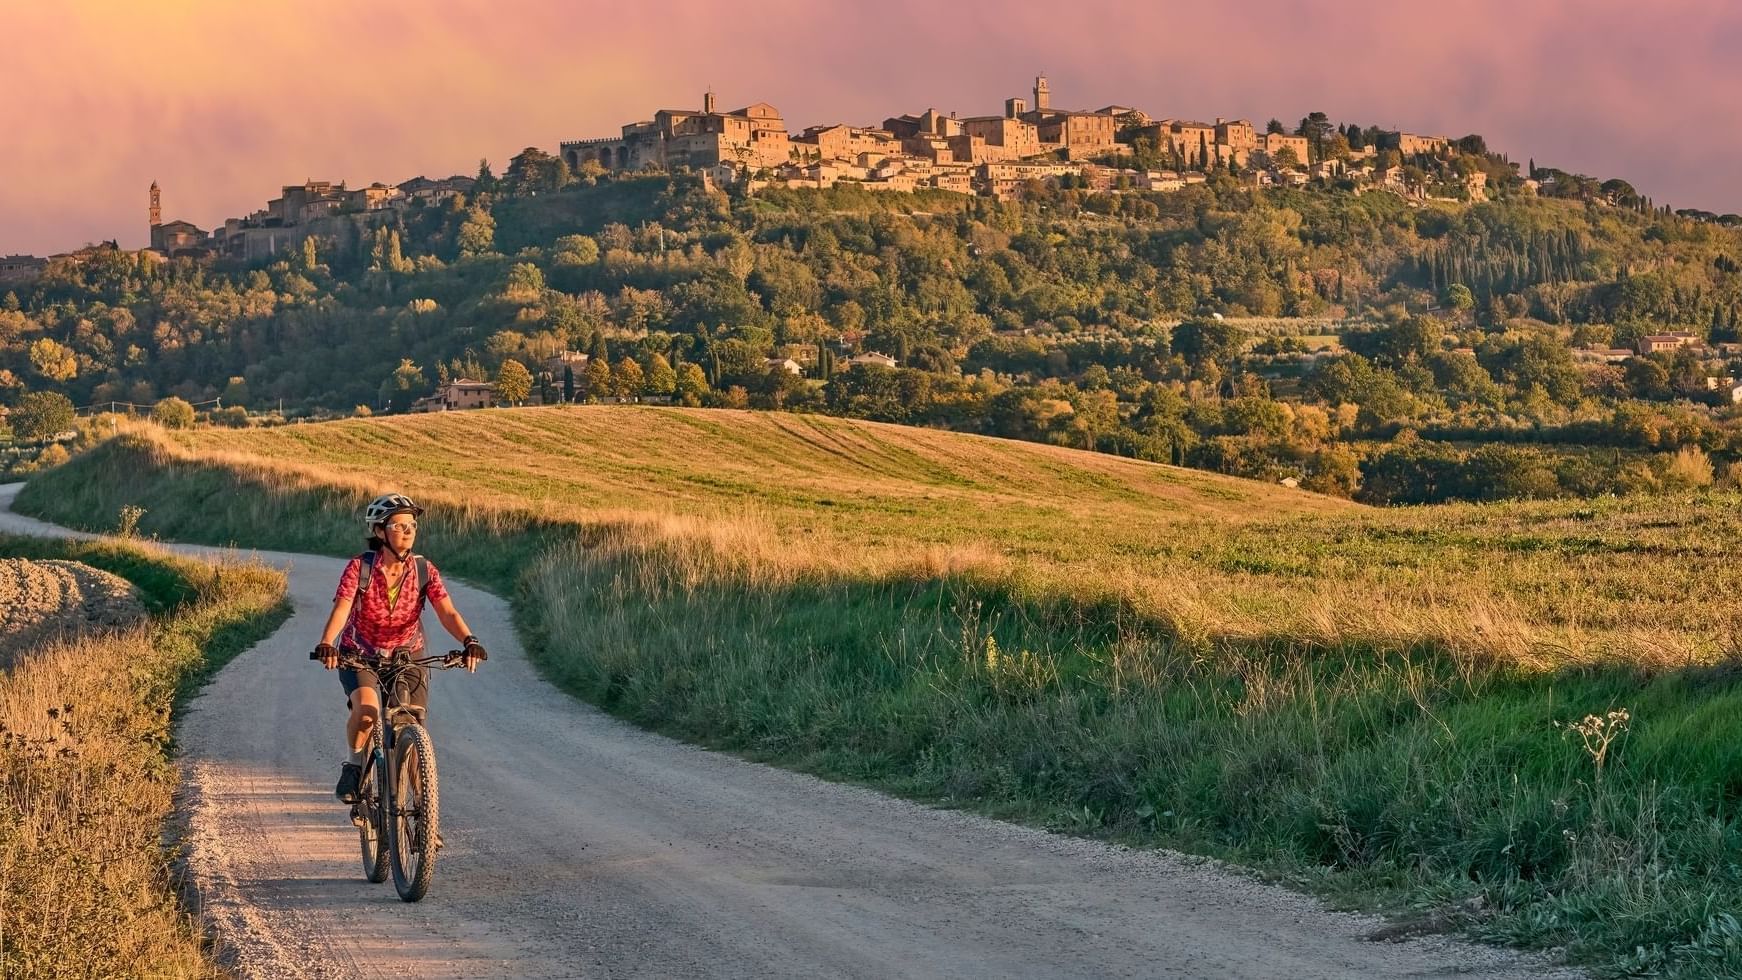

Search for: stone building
xmin=1257 ymin=132 xmax=1310 ymax=166
xmin=433 ymin=379 xmax=495 ymax=410
xmin=1214 ymin=118 xmax=1257 ymax=161
xmin=1378 ymin=131 xmax=1449 ymax=155
xmin=0 ymin=254 xmax=45 ymax=284
xmin=396 ymin=175 xmax=475 ymax=204
xmin=561 ymin=92 xmax=794 ymax=174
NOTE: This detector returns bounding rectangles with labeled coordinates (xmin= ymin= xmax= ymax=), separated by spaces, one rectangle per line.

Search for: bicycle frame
xmin=315 ymin=646 xmax=470 ymax=899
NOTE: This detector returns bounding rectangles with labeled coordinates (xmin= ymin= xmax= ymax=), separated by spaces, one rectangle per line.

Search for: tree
xmin=1296 ymin=111 xmax=1334 ymax=161
xmin=151 ymin=396 xmax=196 ymax=430
xmin=223 ymin=376 xmax=251 ymax=409
xmin=583 ymin=357 xmax=613 ymax=400
xmin=28 ymin=337 xmax=77 ymax=382
xmin=11 ymin=391 xmax=75 ymax=442
xmin=613 ymin=356 xmax=645 ymax=398
xmin=381 ymin=358 xmax=428 ymax=409
xmin=1271 ymin=146 xmax=1300 ymax=170
xmin=1266 ymin=118 xmax=1285 ymax=135
xmin=457 ymin=206 xmax=496 ymax=257
xmin=502 ymin=262 xmax=545 ymax=303
xmin=552 ymin=234 xmax=600 ymax=267
xmin=644 ymin=353 xmax=677 ymax=395
xmin=494 ymin=359 xmax=533 ymax=405
xmin=1170 ymin=319 xmax=1246 ymax=374
xmin=562 ymin=364 xmax=576 ymax=403
xmin=1445 ymin=283 xmax=1475 ymax=313
xmin=506 ymin=147 xmax=571 ymax=195
xmin=675 ymin=362 xmax=710 ymax=406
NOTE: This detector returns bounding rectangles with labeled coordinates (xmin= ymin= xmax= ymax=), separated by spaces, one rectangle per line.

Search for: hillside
xmin=6 ymin=159 xmax=1742 ymax=503
xmin=19 ymin=408 xmax=1742 ymax=975
xmin=43 ymin=406 xmax=1742 ymax=668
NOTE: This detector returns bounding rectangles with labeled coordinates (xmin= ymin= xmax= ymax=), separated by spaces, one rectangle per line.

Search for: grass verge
xmin=17 ymin=429 xmax=1742 ymax=976
xmin=0 ymin=532 xmax=290 ymax=978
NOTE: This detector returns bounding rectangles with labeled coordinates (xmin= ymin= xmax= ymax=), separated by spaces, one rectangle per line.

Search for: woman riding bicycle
xmin=314 ymin=493 xmax=486 ymax=804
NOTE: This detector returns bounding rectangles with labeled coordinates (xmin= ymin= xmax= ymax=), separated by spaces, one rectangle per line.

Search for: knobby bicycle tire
xmin=388 ymin=723 xmax=439 ymax=902
xmin=358 ymin=729 xmax=390 ymax=884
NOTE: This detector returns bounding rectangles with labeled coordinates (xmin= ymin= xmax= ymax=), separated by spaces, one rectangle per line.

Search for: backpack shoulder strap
xmin=357 ymin=549 xmax=376 ymax=582
xmin=415 ymin=555 xmax=431 ymax=601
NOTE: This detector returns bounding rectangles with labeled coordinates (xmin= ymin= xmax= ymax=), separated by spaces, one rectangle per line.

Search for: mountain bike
xmin=310 ymin=647 xmax=473 ymax=902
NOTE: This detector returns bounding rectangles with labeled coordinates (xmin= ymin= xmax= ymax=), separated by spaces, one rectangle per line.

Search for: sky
xmin=2 ymin=0 xmax=1738 ymax=256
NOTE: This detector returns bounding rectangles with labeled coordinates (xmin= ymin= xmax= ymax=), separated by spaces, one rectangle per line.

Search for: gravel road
xmin=0 ymin=483 xmax=1579 ymax=979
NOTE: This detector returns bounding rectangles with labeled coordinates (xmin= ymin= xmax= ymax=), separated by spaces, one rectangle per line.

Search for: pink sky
xmin=2 ymin=0 xmax=1737 ymax=256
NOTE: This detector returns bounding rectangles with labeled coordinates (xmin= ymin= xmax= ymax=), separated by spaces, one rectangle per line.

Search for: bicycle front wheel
xmin=388 ymin=723 xmax=439 ymax=902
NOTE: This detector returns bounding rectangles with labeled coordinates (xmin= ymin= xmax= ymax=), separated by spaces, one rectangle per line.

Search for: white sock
xmin=347 ymin=748 xmax=366 ymax=767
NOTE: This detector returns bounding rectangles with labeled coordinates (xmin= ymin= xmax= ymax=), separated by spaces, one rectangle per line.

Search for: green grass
xmin=17 ymin=412 xmax=1742 ymax=975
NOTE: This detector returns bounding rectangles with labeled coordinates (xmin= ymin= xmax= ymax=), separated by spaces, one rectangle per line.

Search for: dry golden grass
xmin=0 ymin=541 xmax=285 ymax=979
xmin=110 ymin=406 xmax=1742 ymax=667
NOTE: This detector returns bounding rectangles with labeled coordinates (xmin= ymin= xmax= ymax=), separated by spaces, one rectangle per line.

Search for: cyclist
xmin=314 ymin=492 xmax=486 ymax=804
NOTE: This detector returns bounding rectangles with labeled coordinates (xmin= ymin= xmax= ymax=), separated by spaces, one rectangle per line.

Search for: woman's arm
xmin=431 ymin=594 xmax=474 ymax=645
xmin=319 ymin=595 xmax=355 ymax=648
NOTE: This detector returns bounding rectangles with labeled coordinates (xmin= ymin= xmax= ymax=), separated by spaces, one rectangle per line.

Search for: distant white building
xmin=847 ymin=351 xmax=898 ymax=369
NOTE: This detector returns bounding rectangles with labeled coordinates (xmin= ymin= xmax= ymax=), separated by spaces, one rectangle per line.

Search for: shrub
xmin=149 ymin=397 xmax=195 ymax=430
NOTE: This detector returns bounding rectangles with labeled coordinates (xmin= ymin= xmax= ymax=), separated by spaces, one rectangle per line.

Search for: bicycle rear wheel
xmin=356 ymin=746 xmax=389 ymax=883
xmin=388 ymin=723 xmax=439 ymax=902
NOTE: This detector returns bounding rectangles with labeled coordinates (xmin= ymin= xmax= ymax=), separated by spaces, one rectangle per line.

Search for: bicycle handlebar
xmin=310 ymin=648 xmax=475 ymax=670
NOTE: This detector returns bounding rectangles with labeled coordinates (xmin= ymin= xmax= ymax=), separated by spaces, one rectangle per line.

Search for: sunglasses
xmin=383 ymin=521 xmax=418 ymax=533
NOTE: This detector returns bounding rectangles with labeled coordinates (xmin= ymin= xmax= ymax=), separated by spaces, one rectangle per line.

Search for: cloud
xmin=1 ymin=0 xmax=1737 ymax=254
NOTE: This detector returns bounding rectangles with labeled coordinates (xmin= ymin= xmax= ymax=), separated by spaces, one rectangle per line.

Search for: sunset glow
xmin=2 ymin=0 xmax=1737 ymax=254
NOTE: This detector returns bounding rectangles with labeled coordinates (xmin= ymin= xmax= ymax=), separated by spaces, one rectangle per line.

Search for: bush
xmin=211 ymin=406 xmax=250 ymax=428
xmin=149 ymin=397 xmax=195 ymax=430
xmin=1661 ymin=446 xmax=1714 ymax=489
xmin=10 ymin=391 xmax=75 ymax=442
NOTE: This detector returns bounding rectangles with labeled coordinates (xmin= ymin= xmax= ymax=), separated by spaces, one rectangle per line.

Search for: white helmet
xmin=363 ymin=493 xmax=423 ymax=535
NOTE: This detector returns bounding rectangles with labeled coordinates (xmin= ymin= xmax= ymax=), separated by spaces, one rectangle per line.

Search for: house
xmin=765 ymin=357 xmax=804 ymax=375
xmin=1575 ymin=347 xmax=1635 ymax=364
xmin=542 ymin=351 xmax=590 ymax=378
xmin=433 ymin=379 xmax=495 ymax=410
xmin=847 ymin=351 xmax=899 ymax=369
xmin=1727 ymin=381 xmax=1742 ymax=405
xmin=0 ymin=254 xmax=45 ymax=284
xmin=1637 ymin=333 xmax=1698 ymax=355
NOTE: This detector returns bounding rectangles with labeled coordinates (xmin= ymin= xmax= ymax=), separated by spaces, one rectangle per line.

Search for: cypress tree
xmin=563 ymin=365 xmax=576 ymax=403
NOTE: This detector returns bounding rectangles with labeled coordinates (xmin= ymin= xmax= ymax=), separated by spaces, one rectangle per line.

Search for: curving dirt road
xmin=0 ymin=483 xmax=1578 ymax=979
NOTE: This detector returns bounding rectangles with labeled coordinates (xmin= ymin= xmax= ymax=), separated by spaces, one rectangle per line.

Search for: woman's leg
xmin=348 ymin=684 xmax=381 ymax=752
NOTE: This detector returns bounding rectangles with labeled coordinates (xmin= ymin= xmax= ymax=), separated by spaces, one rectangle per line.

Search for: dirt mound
xmin=0 ymin=558 xmax=147 ymax=666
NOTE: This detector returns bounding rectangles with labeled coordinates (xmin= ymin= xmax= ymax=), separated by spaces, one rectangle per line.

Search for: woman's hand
xmin=462 ymin=636 xmax=487 ymax=672
xmin=315 ymin=642 xmax=339 ymax=669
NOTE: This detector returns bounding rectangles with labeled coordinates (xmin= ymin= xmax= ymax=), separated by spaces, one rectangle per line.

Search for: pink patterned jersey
xmin=333 ymin=551 xmax=450 ymax=655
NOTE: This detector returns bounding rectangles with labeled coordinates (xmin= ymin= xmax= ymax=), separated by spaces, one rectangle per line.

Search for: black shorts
xmin=339 ymin=663 xmax=429 ymax=713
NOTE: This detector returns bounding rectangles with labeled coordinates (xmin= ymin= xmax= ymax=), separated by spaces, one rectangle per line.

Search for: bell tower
xmin=703 ymin=88 xmax=717 ymax=114
xmin=1033 ymin=74 xmax=1050 ymax=112
xmin=149 ymin=181 xmax=162 ymax=251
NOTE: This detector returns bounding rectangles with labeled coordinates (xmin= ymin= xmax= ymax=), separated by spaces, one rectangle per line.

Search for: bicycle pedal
xmin=349 ymin=805 xmax=368 ymax=828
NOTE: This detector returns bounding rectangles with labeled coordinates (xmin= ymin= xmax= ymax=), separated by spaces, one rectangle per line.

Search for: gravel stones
xmin=0 ymin=557 xmax=147 ymax=666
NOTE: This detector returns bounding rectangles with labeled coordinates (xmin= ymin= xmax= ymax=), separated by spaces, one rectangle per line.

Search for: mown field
xmin=19 ymin=406 xmax=1742 ymax=977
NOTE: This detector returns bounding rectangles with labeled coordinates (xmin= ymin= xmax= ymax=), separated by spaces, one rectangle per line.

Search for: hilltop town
xmin=560 ymin=75 xmax=1458 ymax=202
xmin=1 ymin=75 xmax=1479 ymax=281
